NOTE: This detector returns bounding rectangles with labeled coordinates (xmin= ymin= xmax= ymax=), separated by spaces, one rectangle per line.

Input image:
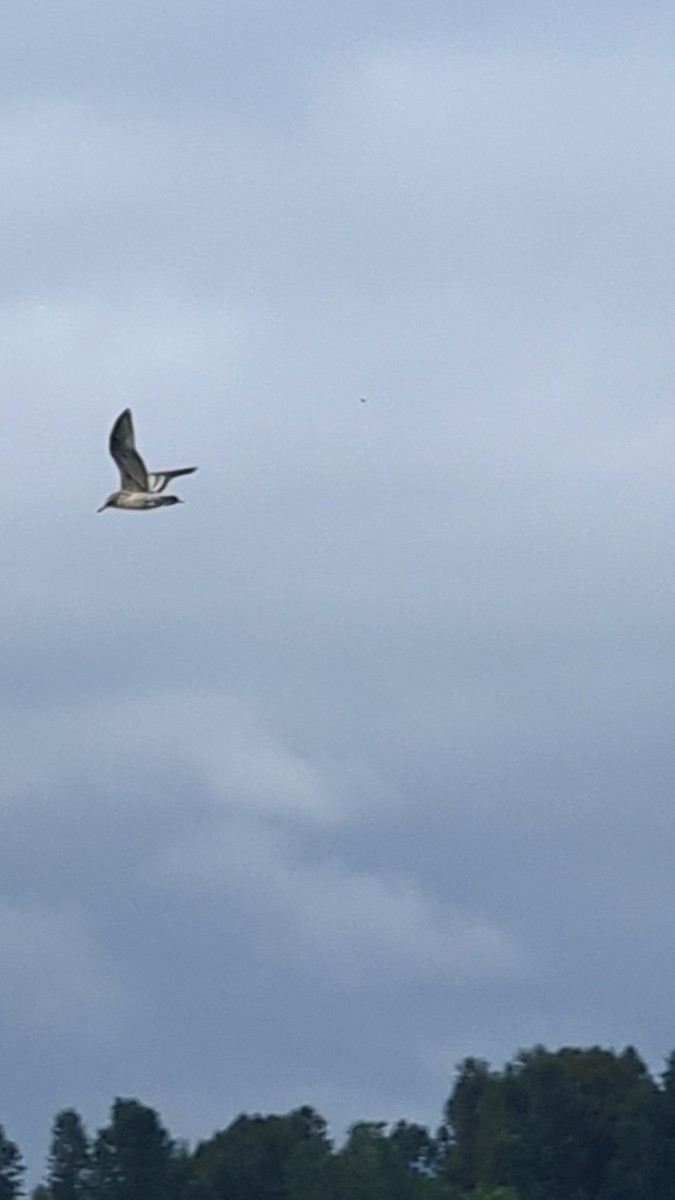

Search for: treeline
xmin=6 ymin=1044 xmax=675 ymax=1199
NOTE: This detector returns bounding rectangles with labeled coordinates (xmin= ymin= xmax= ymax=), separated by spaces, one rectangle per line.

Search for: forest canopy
xmin=13 ymin=1043 xmax=675 ymax=1199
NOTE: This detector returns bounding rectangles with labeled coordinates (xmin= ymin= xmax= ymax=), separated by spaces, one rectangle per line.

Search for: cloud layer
xmin=2 ymin=0 xmax=675 ymax=1182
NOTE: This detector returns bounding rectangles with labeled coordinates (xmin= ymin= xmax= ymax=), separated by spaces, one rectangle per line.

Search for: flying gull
xmin=98 ymin=408 xmax=197 ymax=512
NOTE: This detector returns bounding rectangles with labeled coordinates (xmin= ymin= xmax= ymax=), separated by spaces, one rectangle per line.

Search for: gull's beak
xmin=96 ymin=503 xmax=107 ymax=513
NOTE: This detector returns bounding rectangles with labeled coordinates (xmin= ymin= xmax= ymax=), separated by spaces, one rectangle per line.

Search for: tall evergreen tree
xmin=0 ymin=1126 xmax=24 ymax=1200
xmin=47 ymin=1110 xmax=91 ymax=1200
xmin=92 ymin=1099 xmax=174 ymax=1200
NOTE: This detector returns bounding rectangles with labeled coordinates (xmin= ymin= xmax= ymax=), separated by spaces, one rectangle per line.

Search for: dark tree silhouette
xmin=0 ymin=1126 xmax=24 ymax=1200
xmin=92 ymin=1099 xmax=174 ymax=1200
xmin=193 ymin=1106 xmax=331 ymax=1200
xmin=17 ymin=1040 xmax=675 ymax=1199
xmin=47 ymin=1109 xmax=91 ymax=1200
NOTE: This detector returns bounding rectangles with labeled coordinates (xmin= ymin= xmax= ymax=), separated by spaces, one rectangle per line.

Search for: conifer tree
xmin=47 ymin=1109 xmax=91 ymax=1200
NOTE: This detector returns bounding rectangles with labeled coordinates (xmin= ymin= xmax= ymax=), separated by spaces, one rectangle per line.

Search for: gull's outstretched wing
xmin=109 ymin=409 xmax=149 ymax=492
xmin=148 ymin=467 xmax=198 ymax=493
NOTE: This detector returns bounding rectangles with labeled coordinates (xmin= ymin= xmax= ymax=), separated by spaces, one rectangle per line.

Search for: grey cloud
xmin=3 ymin=1 xmax=675 ymax=1185
xmin=153 ymin=814 xmax=524 ymax=987
xmin=2 ymin=11 xmax=675 ymax=309
xmin=0 ymin=900 xmax=130 ymax=1041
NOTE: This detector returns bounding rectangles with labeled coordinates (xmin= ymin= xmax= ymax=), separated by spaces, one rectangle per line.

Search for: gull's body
xmin=98 ymin=409 xmax=197 ymax=512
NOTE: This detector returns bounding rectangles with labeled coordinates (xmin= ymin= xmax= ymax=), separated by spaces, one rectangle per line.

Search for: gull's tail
xmin=148 ymin=467 xmax=198 ymax=494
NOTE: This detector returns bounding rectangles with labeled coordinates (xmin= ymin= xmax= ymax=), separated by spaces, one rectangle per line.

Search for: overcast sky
xmin=3 ymin=0 xmax=675 ymax=1180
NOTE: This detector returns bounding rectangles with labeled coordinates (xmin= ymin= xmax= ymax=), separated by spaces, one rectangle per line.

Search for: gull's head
xmin=97 ymin=492 xmax=117 ymax=512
